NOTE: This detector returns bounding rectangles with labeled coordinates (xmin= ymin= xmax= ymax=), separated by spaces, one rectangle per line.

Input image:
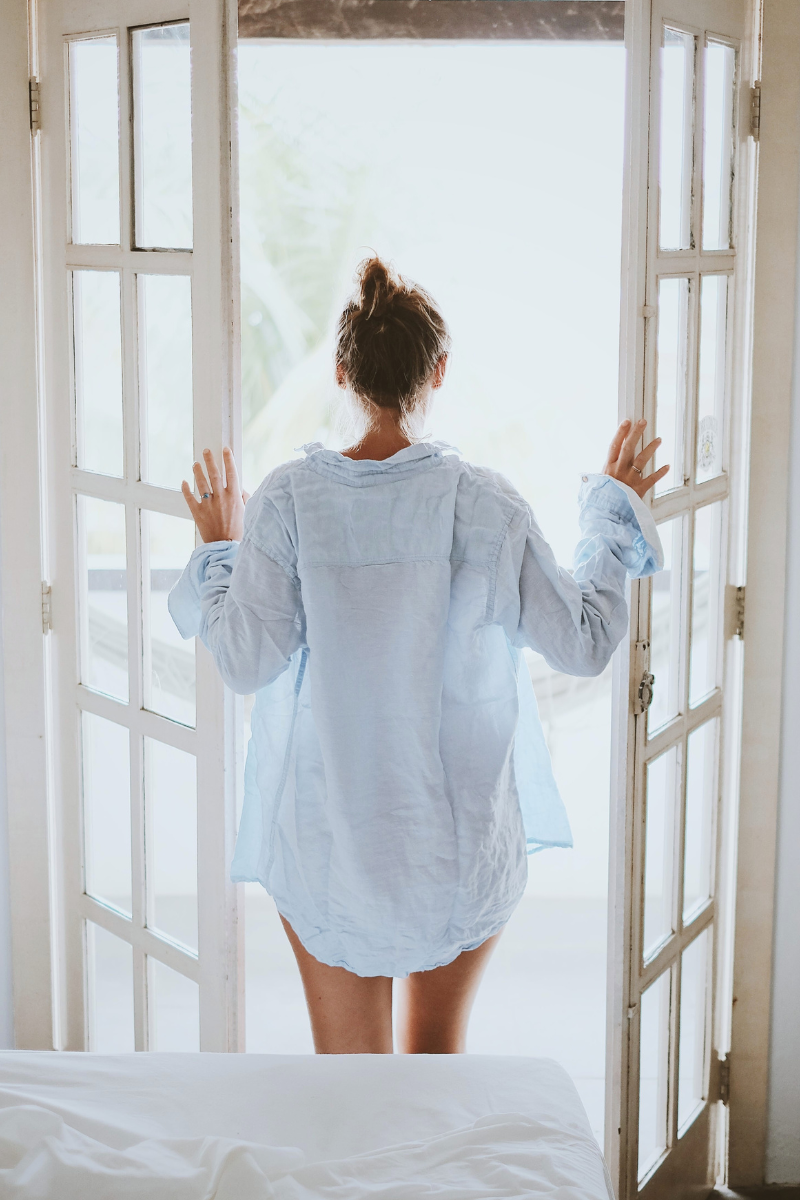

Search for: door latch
xmin=632 ymin=640 xmax=654 ymax=715
xmin=637 ymin=671 xmax=655 ymax=714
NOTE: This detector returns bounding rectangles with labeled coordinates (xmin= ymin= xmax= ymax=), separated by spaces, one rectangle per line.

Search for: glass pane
xmin=690 ymin=502 xmax=723 ymax=707
xmin=696 ymin=275 xmax=728 ymax=482
xmin=78 ymin=495 xmax=128 ymax=702
xmin=638 ymin=969 xmax=671 ymax=1180
xmin=145 ymin=738 xmax=197 ymax=952
xmin=69 ymin=38 xmax=120 ymax=245
xmin=150 ymin=958 xmax=200 ymax=1050
xmin=73 ymin=270 xmax=123 ymax=477
xmin=684 ymin=719 xmax=717 ymax=918
xmin=133 ymin=24 xmax=193 ymax=249
xmin=649 ymin=518 xmax=684 ymax=735
xmin=644 ymin=746 xmax=678 ymax=960
xmin=86 ymin=921 xmax=134 ymax=1052
xmin=703 ymin=42 xmax=736 ymax=251
xmin=678 ymin=927 xmax=710 ymax=1132
xmin=654 ymin=277 xmax=689 ymax=494
xmin=659 ymin=27 xmax=695 ymax=251
xmin=82 ymin=712 xmax=131 ymax=915
xmin=143 ymin=512 xmax=196 ymax=724
xmin=139 ymin=275 xmax=193 ymax=489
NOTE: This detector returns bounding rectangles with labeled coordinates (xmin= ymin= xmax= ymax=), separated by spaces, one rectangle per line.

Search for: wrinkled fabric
xmin=0 ymin=1052 xmax=614 ymax=1200
xmin=170 ymin=443 xmax=662 ymax=977
xmin=0 ymin=1107 xmax=609 ymax=1200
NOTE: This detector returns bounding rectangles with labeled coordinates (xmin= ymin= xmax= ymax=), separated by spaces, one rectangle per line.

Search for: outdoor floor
xmin=245 ymin=888 xmax=608 ymax=1144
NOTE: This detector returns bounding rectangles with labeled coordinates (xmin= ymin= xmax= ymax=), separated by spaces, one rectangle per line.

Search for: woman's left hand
xmin=603 ymin=418 xmax=669 ymax=498
xmin=182 ymin=448 xmax=250 ymax=543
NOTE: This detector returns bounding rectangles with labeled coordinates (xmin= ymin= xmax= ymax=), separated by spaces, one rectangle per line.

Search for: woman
xmin=170 ymin=258 xmax=666 ymax=1055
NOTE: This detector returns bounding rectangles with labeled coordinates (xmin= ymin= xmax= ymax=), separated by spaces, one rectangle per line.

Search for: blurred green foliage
xmin=239 ymin=83 xmax=366 ymax=481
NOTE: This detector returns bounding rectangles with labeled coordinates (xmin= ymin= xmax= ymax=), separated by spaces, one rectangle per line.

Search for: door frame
xmin=728 ymin=0 xmax=800 ymax=1187
xmin=0 ymin=0 xmax=56 ymax=1051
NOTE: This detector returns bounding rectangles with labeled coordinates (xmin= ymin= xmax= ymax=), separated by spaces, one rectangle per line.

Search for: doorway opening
xmin=238 ymin=20 xmax=625 ymax=1142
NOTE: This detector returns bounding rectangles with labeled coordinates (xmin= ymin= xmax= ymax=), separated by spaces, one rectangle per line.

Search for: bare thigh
xmin=396 ymin=932 xmax=503 ymax=1054
xmin=280 ymin=915 xmax=393 ymax=1054
xmin=281 ymin=915 xmax=503 ymax=1055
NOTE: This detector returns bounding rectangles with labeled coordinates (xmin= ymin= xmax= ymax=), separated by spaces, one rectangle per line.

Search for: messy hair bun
xmin=358 ymin=256 xmax=400 ymax=320
xmin=335 ymin=257 xmax=451 ymax=426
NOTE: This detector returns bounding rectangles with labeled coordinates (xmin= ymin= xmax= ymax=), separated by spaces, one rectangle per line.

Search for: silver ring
xmin=632 ymin=465 xmax=643 ymax=477
xmin=202 ymin=492 xmax=211 ymax=499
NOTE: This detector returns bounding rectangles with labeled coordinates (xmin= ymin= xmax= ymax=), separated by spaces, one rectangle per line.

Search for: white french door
xmin=37 ymin=0 xmax=241 ymax=1050
xmin=608 ymin=0 xmax=755 ymax=1197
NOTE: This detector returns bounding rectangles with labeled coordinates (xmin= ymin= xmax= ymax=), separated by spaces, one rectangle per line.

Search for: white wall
xmin=765 ymin=185 xmax=800 ymax=1186
xmin=0 ymin=528 xmax=15 ymax=1048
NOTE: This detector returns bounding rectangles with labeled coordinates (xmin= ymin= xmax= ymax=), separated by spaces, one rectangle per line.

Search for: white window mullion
xmin=651 ymin=471 xmax=729 ymax=521
xmin=130 ymin=734 xmax=148 ymax=1050
xmin=72 ymin=470 xmax=189 ymax=519
xmin=76 ymin=684 xmax=197 ymax=752
xmin=78 ymin=892 xmax=200 ymax=981
xmin=683 ymin=274 xmax=700 ymax=492
xmin=121 ymin=267 xmax=139 ymax=485
xmin=65 ymin=247 xmax=194 ymax=272
xmin=639 ymin=900 xmax=715 ymax=988
xmin=681 ymin=505 xmax=696 ymax=718
xmin=117 ymin=21 xmax=132 ymax=253
xmin=666 ymin=956 xmax=681 ymax=1148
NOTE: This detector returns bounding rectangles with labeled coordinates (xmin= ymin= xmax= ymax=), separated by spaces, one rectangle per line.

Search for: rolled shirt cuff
xmin=578 ymin=473 xmax=664 ymax=576
xmin=168 ymin=540 xmax=239 ymax=639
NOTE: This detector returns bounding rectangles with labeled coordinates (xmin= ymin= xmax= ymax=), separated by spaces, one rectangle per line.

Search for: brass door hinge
xmin=733 ymin=585 xmax=745 ymax=639
xmin=750 ymin=83 xmax=761 ymax=141
xmin=716 ymin=1054 xmax=731 ymax=1106
xmin=42 ymin=582 xmax=52 ymax=634
xmin=29 ymin=78 xmax=41 ymax=135
xmin=726 ymin=584 xmax=745 ymax=640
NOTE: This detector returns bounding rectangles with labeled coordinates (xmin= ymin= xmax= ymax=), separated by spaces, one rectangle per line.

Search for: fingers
xmin=181 ymin=479 xmax=201 ymax=518
xmin=634 ymin=436 xmax=662 ymax=471
xmin=192 ymin=460 xmax=209 ymax=495
xmin=203 ymin=448 xmax=223 ymax=492
xmin=607 ymin=420 xmax=631 ymax=465
xmin=637 ymin=463 xmax=670 ymax=495
xmin=621 ymin=417 xmax=647 ymax=464
xmin=222 ymin=447 xmax=240 ymax=497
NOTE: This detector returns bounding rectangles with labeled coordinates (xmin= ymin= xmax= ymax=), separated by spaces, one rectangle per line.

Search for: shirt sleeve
xmin=168 ymin=536 xmax=305 ymax=695
xmin=497 ymin=474 xmax=663 ymax=678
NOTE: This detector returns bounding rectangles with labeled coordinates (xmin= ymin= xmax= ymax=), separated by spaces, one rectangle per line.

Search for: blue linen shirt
xmin=169 ymin=442 xmax=662 ymax=977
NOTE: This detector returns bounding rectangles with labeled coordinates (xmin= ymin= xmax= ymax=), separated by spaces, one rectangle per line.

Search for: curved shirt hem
xmin=527 ymin=837 xmax=572 ymax=855
xmin=246 ymin=892 xmax=523 ymax=978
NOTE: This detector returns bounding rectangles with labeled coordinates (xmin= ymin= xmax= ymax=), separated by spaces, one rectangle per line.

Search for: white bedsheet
xmin=0 ymin=1052 xmax=614 ymax=1199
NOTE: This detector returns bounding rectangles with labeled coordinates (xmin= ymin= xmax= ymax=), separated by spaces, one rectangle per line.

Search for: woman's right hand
xmin=181 ymin=447 xmax=250 ymax=543
xmin=603 ymin=419 xmax=669 ymax=498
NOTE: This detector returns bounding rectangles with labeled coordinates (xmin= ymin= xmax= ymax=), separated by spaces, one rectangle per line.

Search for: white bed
xmin=0 ymin=1051 xmax=614 ymax=1199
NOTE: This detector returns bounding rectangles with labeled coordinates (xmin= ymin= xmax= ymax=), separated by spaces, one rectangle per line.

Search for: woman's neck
xmin=341 ymin=408 xmax=413 ymax=462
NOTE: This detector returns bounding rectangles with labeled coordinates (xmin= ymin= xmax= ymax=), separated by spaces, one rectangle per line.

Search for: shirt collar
xmin=298 ymin=441 xmax=457 ymax=485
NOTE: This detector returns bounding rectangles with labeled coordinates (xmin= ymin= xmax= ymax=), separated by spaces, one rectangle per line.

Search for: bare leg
xmin=396 ymin=931 xmax=503 ymax=1054
xmin=280 ymin=915 xmax=394 ymax=1053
